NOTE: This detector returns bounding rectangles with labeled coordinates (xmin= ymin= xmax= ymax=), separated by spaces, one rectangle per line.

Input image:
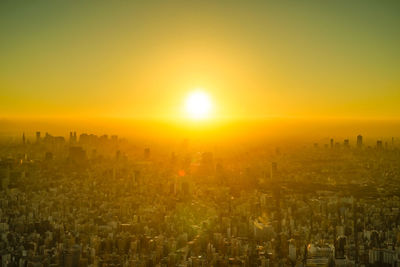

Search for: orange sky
xmin=1 ymin=1 xmax=400 ymax=121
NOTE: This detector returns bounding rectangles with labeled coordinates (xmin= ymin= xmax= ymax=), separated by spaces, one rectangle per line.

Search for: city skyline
xmin=2 ymin=2 xmax=400 ymax=266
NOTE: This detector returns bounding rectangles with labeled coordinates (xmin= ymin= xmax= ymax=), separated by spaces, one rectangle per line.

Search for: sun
xmin=185 ymin=90 xmax=212 ymax=119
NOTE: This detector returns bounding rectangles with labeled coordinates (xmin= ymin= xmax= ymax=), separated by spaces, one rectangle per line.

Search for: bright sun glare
xmin=185 ymin=90 xmax=212 ymax=120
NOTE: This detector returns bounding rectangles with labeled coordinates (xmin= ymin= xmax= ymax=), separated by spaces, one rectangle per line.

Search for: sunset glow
xmin=2 ymin=2 xmax=400 ymax=266
xmin=185 ymin=90 xmax=212 ymax=120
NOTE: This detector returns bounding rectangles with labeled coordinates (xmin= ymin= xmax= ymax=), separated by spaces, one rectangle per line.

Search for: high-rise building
xmin=357 ymin=135 xmax=363 ymax=149
xmin=69 ymin=146 xmax=87 ymax=164
xmin=344 ymin=139 xmax=349 ymax=148
xmin=36 ymin=131 xmax=41 ymax=144
xmin=377 ymin=140 xmax=383 ymax=150
xmin=111 ymin=135 xmax=118 ymax=144
xmin=271 ymin=162 xmax=278 ymax=180
xmin=22 ymin=132 xmax=26 ymax=145
xmin=69 ymin=131 xmax=78 ymax=144
xmin=0 ymin=162 xmax=10 ymax=190
xmin=144 ymin=148 xmax=150 ymax=159
xmin=330 ymin=138 xmax=334 ymax=149
xmin=62 ymin=249 xmax=73 ymax=267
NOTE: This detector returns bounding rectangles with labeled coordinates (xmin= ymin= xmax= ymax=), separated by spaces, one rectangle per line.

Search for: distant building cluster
xmin=0 ymin=132 xmax=400 ymax=266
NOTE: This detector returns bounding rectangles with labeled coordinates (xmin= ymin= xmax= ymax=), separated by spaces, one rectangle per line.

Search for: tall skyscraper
xmin=377 ymin=140 xmax=383 ymax=150
xmin=357 ymin=135 xmax=363 ymax=149
xmin=36 ymin=131 xmax=41 ymax=144
xmin=344 ymin=139 xmax=349 ymax=148
xmin=330 ymin=138 xmax=334 ymax=149
xmin=271 ymin=162 xmax=278 ymax=180
xmin=69 ymin=131 xmax=77 ymax=144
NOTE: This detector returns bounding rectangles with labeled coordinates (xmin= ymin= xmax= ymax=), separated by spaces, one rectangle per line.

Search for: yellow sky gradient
xmin=1 ymin=1 xmax=400 ymax=121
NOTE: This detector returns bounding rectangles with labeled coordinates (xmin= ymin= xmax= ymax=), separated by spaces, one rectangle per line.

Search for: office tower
xmin=0 ymin=162 xmax=10 ymax=190
xmin=288 ymin=239 xmax=297 ymax=263
xmin=344 ymin=139 xmax=349 ymax=148
xmin=377 ymin=140 xmax=383 ymax=150
xmin=69 ymin=132 xmax=77 ymax=144
xmin=357 ymin=135 xmax=363 ymax=149
xmin=134 ymin=170 xmax=140 ymax=184
xmin=271 ymin=162 xmax=278 ymax=180
xmin=330 ymin=138 xmax=334 ymax=149
xmin=79 ymin=133 xmax=89 ymax=145
xmin=62 ymin=249 xmax=73 ymax=267
xmin=353 ymin=201 xmax=359 ymax=264
xmin=71 ymin=244 xmax=81 ymax=266
xmin=69 ymin=146 xmax=87 ymax=164
xmin=111 ymin=135 xmax=118 ymax=143
xmin=36 ymin=131 xmax=41 ymax=144
xmin=22 ymin=132 xmax=25 ymax=145
xmin=335 ymin=236 xmax=346 ymax=259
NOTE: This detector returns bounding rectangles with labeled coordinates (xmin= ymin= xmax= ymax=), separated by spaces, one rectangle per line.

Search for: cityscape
xmin=1 ymin=132 xmax=400 ymax=266
xmin=2 ymin=0 xmax=400 ymax=266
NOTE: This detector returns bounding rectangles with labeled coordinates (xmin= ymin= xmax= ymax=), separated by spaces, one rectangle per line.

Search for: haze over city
xmin=1 ymin=1 xmax=400 ymax=267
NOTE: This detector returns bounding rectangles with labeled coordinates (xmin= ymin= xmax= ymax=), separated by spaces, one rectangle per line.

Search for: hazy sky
xmin=1 ymin=0 xmax=400 ymax=120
